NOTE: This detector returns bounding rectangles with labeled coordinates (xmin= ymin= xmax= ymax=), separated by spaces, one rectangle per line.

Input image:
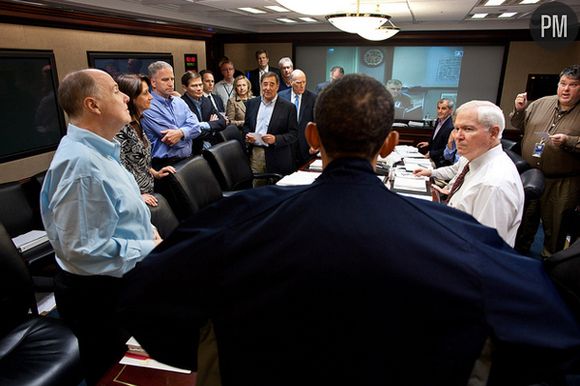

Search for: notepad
xmin=393 ymin=177 xmax=427 ymax=192
xmin=12 ymin=230 xmax=48 ymax=252
xmin=276 ymin=171 xmax=321 ymax=186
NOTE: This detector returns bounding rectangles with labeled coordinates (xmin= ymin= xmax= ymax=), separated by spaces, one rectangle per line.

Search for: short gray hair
xmin=437 ymin=98 xmax=455 ymax=110
xmin=290 ymin=69 xmax=306 ymax=81
xmin=148 ymin=61 xmax=173 ymax=78
xmin=278 ymin=57 xmax=293 ymax=68
xmin=58 ymin=69 xmax=102 ymax=119
xmin=456 ymin=100 xmax=505 ymax=138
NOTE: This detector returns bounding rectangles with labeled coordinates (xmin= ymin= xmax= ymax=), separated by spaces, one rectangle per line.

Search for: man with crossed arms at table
xmin=120 ymin=76 xmax=580 ymax=386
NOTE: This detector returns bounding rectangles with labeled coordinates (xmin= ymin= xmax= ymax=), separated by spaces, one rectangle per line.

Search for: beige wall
xmin=0 ymin=23 xmax=206 ymax=183
xmin=501 ymin=41 xmax=580 ymax=130
xmin=224 ymin=43 xmax=293 ymax=74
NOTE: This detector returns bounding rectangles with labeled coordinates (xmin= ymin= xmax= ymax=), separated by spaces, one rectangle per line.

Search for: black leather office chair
xmin=0 ymin=177 xmax=56 ymax=290
xmin=148 ymin=193 xmax=179 ymax=239
xmin=0 ymin=222 xmax=82 ymax=386
xmin=157 ymin=156 xmax=223 ymax=221
xmin=203 ymin=140 xmax=282 ymax=194
xmin=218 ymin=124 xmax=244 ymax=144
xmin=520 ymin=168 xmax=545 ymax=203
xmin=504 ymin=148 xmax=531 ymax=174
xmin=501 ymin=138 xmax=519 ymax=153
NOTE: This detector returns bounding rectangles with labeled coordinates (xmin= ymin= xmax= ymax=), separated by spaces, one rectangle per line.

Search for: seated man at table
xmin=119 ymin=74 xmax=580 ymax=386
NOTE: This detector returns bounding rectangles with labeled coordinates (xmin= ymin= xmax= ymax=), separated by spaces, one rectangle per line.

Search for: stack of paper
xmin=308 ymin=159 xmax=323 ymax=172
xmin=121 ymin=337 xmax=191 ymax=374
xmin=12 ymin=230 xmax=48 ymax=252
xmin=403 ymin=158 xmax=432 ymax=172
xmin=276 ymin=171 xmax=321 ymax=186
xmin=393 ymin=177 xmax=427 ymax=193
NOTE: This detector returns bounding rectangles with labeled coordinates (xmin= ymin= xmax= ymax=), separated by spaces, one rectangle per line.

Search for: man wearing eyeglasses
xmin=511 ymin=64 xmax=580 ymax=256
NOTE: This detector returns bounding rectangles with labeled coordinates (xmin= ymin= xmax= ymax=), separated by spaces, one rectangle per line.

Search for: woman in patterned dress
xmin=115 ymin=74 xmax=175 ymax=206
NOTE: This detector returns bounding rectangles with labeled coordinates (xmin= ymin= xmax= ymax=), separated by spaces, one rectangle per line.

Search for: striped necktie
xmin=445 ymin=163 xmax=470 ymax=204
xmin=294 ymin=94 xmax=300 ymax=121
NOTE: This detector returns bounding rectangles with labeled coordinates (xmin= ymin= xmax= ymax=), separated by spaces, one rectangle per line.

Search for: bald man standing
xmin=41 ymin=69 xmax=161 ymax=384
xmin=279 ymin=69 xmax=317 ymax=167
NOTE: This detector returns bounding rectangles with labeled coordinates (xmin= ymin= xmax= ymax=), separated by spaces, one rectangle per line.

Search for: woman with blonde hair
xmin=226 ymin=75 xmax=253 ymax=129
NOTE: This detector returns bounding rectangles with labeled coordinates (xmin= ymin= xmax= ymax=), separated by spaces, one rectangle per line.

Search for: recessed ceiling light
xmin=520 ymin=0 xmax=540 ymax=4
xmin=484 ymin=0 xmax=505 ymax=5
xmin=238 ymin=7 xmax=266 ymax=14
xmin=499 ymin=12 xmax=517 ymax=18
xmin=299 ymin=17 xmax=318 ymax=23
xmin=265 ymin=5 xmax=290 ymax=13
xmin=471 ymin=13 xmax=488 ymax=19
xmin=277 ymin=18 xmax=297 ymax=23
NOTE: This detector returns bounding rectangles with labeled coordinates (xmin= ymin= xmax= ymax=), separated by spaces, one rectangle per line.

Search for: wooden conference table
xmin=97 ymin=363 xmax=197 ymax=386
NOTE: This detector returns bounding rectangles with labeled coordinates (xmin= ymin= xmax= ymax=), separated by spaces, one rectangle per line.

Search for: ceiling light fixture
xmin=265 ymin=5 xmax=290 ymax=13
xmin=471 ymin=13 xmax=489 ymax=19
xmin=484 ymin=0 xmax=505 ymax=6
xmin=520 ymin=0 xmax=539 ymax=3
xmin=277 ymin=18 xmax=297 ymax=23
xmin=274 ymin=1 xmax=349 ymax=16
xmin=326 ymin=0 xmax=398 ymax=37
xmin=299 ymin=17 xmax=318 ymax=23
xmin=238 ymin=7 xmax=266 ymax=14
xmin=357 ymin=19 xmax=400 ymax=40
xmin=498 ymin=12 xmax=517 ymax=18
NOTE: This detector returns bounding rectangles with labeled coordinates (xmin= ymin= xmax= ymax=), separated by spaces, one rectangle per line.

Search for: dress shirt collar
xmin=185 ymin=93 xmax=203 ymax=105
xmin=152 ymin=90 xmax=173 ymax=104
xmin=469 ymin=143 xmax=503 ymax=172
xmin=67 ymin=123 xmax=120 ymax=160
xmin=291 ymin=90 xmax=302 ymax=101
xmin=261 ymin=95 xmax=277 ymax=106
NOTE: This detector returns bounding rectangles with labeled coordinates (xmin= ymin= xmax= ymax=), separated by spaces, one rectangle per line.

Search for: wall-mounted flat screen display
xmin=296 ymin=45 xmax=505 ymax=121
xmin=0 ymin=50 xmax=65 ymax=163
xmin=87 ymin=52 xmax=174 ymax=78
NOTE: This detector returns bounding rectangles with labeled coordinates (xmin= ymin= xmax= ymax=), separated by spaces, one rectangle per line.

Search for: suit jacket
xmin=248 ymin=67 xmax=281 ymax=97
xmin=206 ymin=93 xmax=225 ymax=114
xmin=429 ymin=116 xmax=454 ymax=167
xmin=242 ymin=96 xmax=297 ymax=175
xmin=226 ymin=96 xmax=251 ymax=128
xmin=315 ymin=80 xmax=330 ymax=94
xmin=120 ymin=158 xmax=580 ymax=386
xmin=182 ymin=94 xmax=226 ymax=154
xmin=278 ymin=88 xmax=317 ymax=167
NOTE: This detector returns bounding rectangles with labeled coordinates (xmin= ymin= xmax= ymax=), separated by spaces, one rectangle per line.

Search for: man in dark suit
xmin=120 ymin=74 xmax=580 ymax=386
xmin=315 ymin=65 xmax=344 ymax=93
xmin=181 ymin=71 xmax=226 ymax=155
xmin=279 ymin=69 xmax=317 ymax=168
xmin=200 ymin=69 xmax=226 ymax=114
xmin=417 ymin=98 xmax=455 ymax=167
xmin=242 ymin=71 xmax=297 ymax=177
xmin=248 ymin=49 xmax=281 ymax=97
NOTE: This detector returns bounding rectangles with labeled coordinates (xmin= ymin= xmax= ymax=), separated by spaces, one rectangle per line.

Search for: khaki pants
xmin=250 ymin=147 xmax=267 ymax=188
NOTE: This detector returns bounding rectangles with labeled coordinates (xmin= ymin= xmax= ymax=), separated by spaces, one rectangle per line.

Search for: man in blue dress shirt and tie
xmin=120 ymin=74 xmax=580 ymax=386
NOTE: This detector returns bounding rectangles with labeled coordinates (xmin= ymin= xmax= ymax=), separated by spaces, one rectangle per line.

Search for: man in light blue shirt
xmin=40 ymin=69 xmax=161 ymax=384
xmin=141 ymin=61 xmax=201 ymax=169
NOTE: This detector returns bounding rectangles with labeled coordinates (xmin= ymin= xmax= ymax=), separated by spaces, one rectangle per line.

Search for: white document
xmin=247 ymin=132 xmax=268 ymax=147
xmin=393 ymin=176 xmax=427 ymax=192
xmin=121 ymin=337 xmax=191 ymax=374
xmin=276 ymin=171 xmax=321 ymax=186
xmin=398 ymin=192 xmax=432 ymax=201
xmin=309 ymin=159 xmax=323 ymax=171
xmin=12 ymin=230 xmax=48 ymax=252
xmin=403 ymin=157 xmax=432 ymax=172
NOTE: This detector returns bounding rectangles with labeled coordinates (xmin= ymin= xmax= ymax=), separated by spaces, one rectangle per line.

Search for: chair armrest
xmin=253 ymin=173 xmax=283 ymax=184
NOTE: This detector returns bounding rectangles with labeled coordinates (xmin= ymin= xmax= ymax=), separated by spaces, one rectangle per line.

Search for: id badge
xmin=532 ymin=142 xmax=545 ymax=158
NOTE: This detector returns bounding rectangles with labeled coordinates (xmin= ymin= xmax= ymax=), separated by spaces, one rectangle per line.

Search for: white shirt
xmin=431 ymin=156 xmax=468 ymax=187
xmin=448 ymin=144 xmax=524 ymax=247
xmin=215 ymin=80 xmax=234 ymax=109
xmin=255 ymin=96 xmax=277 ymax=136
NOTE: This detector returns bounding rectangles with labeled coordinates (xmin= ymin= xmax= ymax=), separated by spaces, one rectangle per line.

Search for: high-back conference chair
xmin=157 ymin=156 xmax=223 ymax=221
xmin=0 ymin=222 xmax=82 ymax=386
xmin=203 ymin=140 xmax=282 ymax=194
xmin=148 ymin=193 xmax=179 ymax=239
